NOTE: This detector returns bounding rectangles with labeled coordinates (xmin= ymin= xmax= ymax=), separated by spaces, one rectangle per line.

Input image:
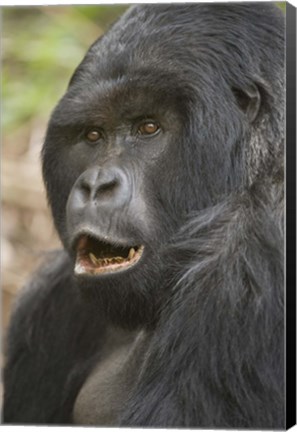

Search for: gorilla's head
xmin=42 ymin=4 xmax=284 ymax=327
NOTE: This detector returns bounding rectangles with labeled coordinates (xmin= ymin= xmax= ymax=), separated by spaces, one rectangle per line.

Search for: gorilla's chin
xmin=73 ymin=242 xmax=162 ymax=329
xmin=74 ymin=270 xmax=158 ymax=330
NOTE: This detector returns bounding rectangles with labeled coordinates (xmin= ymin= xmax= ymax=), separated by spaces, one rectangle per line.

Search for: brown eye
xmin=138 ymin=121 xmax=160 ymax=136
xmin=85 ymin=129 xmax=102 ymax=143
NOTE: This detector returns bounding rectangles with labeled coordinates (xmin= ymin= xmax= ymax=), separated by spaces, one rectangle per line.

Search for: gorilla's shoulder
xmin=10 ymin=250 xmax=73 ymax=320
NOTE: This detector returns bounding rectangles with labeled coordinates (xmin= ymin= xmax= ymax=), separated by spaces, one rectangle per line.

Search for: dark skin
xmin=3 ymin=3 xmax=284 ymax=428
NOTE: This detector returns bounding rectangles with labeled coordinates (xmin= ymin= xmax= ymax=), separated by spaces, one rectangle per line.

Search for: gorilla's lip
xmin=73 ymin=233 xmax=144 ymax=276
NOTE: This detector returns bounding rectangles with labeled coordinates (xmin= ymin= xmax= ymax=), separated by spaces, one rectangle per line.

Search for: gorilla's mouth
xmin=74 ymin=234 xmax=144 ymax=276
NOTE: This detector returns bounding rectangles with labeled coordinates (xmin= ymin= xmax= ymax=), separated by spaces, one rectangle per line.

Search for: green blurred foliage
xmin=2 ymin=6 xmax=128 ymax=132
xmin=277 ymin=2 xmax=286 ymax=12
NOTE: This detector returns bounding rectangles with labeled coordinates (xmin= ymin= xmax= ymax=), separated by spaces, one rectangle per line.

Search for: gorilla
xmin=3 ymin=3 xmax=285 ymax=429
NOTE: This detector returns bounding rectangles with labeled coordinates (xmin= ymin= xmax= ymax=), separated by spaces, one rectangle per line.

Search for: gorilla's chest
xmin=73 ymin=328 xmax=147 ymax=426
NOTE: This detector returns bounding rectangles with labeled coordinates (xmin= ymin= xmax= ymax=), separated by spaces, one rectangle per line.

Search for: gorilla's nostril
xmin=96 ymin=179 xmax=118 ymax=196
xmin=80 ymin=180 xmax=92 ymax=195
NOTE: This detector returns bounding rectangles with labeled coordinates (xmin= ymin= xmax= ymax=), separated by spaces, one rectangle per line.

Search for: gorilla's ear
xmin=232 ymin=83 xmax=261 ymax=123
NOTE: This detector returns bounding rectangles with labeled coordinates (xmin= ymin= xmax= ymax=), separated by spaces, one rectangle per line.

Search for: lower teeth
xmin=88 ymin=253 xmax=126 ymax=266
xmin=87 ymin=245 xmax=139 ymax=268
xmin=128 ymin=248 xmax=136 ymax=259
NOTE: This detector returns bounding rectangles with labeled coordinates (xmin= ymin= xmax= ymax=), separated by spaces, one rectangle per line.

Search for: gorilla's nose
xmin=78 ymin=167 xmax=119 ymax=201
xmin=67 ymin=166 xmax=130 ymax=215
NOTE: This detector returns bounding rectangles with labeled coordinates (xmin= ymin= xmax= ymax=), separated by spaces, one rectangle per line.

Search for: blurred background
xmin=2 ymin=5 xmax=128 ymax=331
xmin=1 ymin=2 xmax=285 ymax=332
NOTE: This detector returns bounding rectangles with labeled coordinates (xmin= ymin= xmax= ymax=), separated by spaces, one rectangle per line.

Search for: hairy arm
xmin=3 ymin=251 xmax=106 ymax=424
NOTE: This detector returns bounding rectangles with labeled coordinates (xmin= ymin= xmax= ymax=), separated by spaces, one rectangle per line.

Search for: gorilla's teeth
xmin=128 ymin=248 xmax=136 ymax=260
xmin=87 ymin=249 xmax=138 ymax=268
xmin=115 ymin=257 xmax=124 ymax=262
xmin=88 ymin=253 xmax=128 ymax=267
xmin=89 ymin=253 xmax=98 ymax=265
xmin=77 ymin=245 xmax=144 ymax=275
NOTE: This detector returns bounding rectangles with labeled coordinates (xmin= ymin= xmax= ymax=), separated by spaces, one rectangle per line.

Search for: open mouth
xmin=74 ymin=234 xmax=144 ymax=276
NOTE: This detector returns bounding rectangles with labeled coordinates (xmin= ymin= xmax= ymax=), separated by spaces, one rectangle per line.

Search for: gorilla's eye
xmin=85 ymin=129 xmax=103 ymax=143
xmin=138 ymin=121 xmax=160 ymax=136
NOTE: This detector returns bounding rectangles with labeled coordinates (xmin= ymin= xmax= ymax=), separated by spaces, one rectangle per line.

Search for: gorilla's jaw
xmin=70 ymin=229 xmax=161 ymax=328
xmin=74 ymin=233 xmax=144 ymax=276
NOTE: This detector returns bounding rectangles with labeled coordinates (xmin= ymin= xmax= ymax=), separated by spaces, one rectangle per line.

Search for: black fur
xmin=3 ymin=3 xmax=284 ymax=428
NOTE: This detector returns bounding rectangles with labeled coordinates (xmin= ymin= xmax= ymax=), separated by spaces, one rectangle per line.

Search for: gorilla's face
xmin=42 ymin=72 xmax=191 ymax=326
